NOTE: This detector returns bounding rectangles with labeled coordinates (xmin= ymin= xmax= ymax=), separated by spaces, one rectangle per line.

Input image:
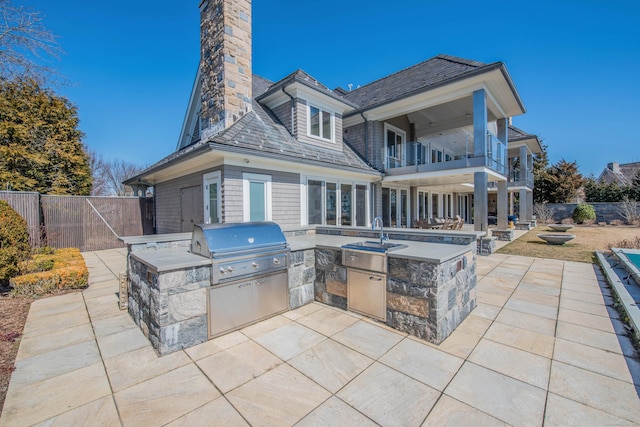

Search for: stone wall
xmin=128 ymin=259 xmax=210 ymax=355
xmin=288 ymin=249 xmax=315 ymax=309
xmin=546 ymin=202 xmax=640 ymax=224
xmin=387 ymin=253 xmax=476 ymax=344
xmin=314 ymin=246 xmax=476 ymax=344
xmin=314 ymin=248 xmax=348 ymax=310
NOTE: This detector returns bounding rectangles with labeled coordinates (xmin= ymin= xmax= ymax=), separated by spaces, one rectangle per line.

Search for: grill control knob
xmin=219 ymin=267 xmax=225 ymax=274
xmin=273 ymin=258 xmax=280 ymax=265
xmin=252 ymin=262 xmax=259 ymax=268
xmin=226 ymin=266 xmax=234 ymax=273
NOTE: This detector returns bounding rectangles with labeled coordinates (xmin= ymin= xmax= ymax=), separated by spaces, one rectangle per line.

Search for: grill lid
xmin=191 ymin=222 xmax=289 ymax=258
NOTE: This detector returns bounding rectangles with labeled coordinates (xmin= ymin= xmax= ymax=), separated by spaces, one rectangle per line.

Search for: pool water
xmin=626 ymin=252 xmax=640 ymax=270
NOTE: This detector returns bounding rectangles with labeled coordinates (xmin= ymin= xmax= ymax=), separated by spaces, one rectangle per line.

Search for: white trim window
xmin=306 ymin=177 xmax=369 ymax=226
xmin=203 ymin=171 xmax=221 ymax=224
xmin=308 ymin=104 xmax=334 ymax=142
xmin=243 ymin=173 xmax=272 ymax=222
xmin=385 ymin=123 xmax=406 ymax=169
xmin=382 ymin=186 xmax=410 ymax=228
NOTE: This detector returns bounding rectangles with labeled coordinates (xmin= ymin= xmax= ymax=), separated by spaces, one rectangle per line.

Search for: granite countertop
xmin=130 ymin=232 xmax=475 ymax=272
xmin=130 ymin=247 xmax=210 ymax=273
xmin=287 ymin=234 xmax=473 ymax=264
xmin=120 ymin=233 xmax=192 ymax=245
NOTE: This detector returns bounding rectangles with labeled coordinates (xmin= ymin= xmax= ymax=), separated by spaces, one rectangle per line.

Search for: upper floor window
xmin=308 ymin=105 xmax=333 ymax=141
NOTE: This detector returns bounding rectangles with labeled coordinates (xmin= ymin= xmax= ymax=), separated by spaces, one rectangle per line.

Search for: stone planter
xmin=537 ymin=233 xmax=576 ymax=245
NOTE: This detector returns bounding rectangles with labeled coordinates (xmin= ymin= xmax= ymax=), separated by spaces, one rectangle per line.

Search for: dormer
xmin=256 ymin=70 xmax=357 ymax=151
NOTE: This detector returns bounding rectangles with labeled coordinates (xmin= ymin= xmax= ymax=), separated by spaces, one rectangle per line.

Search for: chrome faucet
xmin=372 ymin=216 xmax=387 ymax=245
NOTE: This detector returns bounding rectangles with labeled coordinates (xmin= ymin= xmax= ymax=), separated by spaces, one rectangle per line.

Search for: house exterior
xmin=597 ymin=162 xmax=640 ymax=187
xmin=126 ymin=0 xmax=541 ymax=233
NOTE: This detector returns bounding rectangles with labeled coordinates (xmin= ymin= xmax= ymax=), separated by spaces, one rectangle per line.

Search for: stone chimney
xmin=199 ymin=0 xmax=252 ymax=139
xmin=608 ymin=162 xmax=620 ymax=173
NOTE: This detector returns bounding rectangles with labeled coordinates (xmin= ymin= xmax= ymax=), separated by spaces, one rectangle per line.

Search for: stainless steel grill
xmin=191 ymin=222 xmax=290 ymax=338
xmin=191 ymin=222 xmax=290 ymax=285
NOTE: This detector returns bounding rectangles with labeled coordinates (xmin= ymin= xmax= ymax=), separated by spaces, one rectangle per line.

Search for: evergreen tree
xmin=545 ymin=160 xmax=584 ymax=203
xmin=0 ymin=77 xmax=92 ymax=194
xmin=632 ymin=170 xmax=640 ymax=201
xmin=533 ymin=143 xmax=551 ymax=203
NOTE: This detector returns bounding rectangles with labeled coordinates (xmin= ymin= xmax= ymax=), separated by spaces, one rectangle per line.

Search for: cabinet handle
xmin=370 ymin=276 xmax=383 ymax=281
xmin=238 ymin=283 xmax=251 ymax=288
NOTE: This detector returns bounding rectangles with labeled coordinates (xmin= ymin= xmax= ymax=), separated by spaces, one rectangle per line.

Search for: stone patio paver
xmin=2 ymin=247 xmax=640 ymax=427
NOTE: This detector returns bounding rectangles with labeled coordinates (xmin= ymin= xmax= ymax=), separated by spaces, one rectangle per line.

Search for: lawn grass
xmin=496 ymin=225 xmax=640 ymax=263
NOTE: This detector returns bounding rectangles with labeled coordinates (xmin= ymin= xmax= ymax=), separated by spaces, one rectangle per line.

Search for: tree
xmin=0 ymin=77 xmax=92 ymax=194
xmin=533 ymin=143 xmax=550 ymax=204
xmin=89 ymin=150 xmax=145 ymax=196
xmin=632 ymin=170 xmax=640 ymax=201
xmin=0 ymin=0 xmax=60 ymax=81
xmin=584 ymin=176 xmax=632 ymax=202
xmin=535 ymin=157 xmax=583 ymax=204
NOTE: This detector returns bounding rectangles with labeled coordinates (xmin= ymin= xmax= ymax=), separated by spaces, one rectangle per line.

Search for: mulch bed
xmin=0 ymin=286 xmax=33 ymax=414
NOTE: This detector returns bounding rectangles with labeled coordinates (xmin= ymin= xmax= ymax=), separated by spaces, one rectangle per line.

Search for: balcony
xmin=384 ymin=132 xmax=507 ymax=176
xmin=509 ymin=170 xmax=534 ymax=188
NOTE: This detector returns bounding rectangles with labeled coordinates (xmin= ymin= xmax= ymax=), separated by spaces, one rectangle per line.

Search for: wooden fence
xmin=0 ymin=191 xmax=154 ymax=251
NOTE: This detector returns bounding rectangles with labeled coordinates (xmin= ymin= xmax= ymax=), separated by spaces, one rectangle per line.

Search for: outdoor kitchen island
xmin=305 ymin=231 xmax=477 ymax=345
xmin=122 ymin=226 xmax=478 ymax=355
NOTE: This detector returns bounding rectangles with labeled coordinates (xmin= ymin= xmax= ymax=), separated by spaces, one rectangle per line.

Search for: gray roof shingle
xmin=126 ymin=76 xmax=378 ymax=183
xmin=342 ymin=54 xmax=499 ymax=113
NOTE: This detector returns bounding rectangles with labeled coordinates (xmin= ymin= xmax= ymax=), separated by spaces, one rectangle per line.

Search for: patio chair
xmin=454 ymin=216 xmax=464 ymax=230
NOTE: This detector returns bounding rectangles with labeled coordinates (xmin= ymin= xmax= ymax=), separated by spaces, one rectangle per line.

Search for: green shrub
xmin=11 ymin=248 xmax=88 ymax=296
xmin=572 ymin=203 xmax=596 ymax=224
xmin=0 ymin=200 xmax=31 ymax=284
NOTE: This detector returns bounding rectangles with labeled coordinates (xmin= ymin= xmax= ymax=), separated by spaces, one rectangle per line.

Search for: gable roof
xmin=256 ymin=69 xmax=358 ymax=111
xmin=341 ymin=54 xmax=524 ymax=116
xmin=125 ymin=77 xmax=378 ymax=186
xmin=597 ymin=162 xmax=640 ymax=186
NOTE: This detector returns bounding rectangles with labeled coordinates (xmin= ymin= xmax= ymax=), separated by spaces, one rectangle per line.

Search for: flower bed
xmin=10 ymin=248 xmax=88 ymax=296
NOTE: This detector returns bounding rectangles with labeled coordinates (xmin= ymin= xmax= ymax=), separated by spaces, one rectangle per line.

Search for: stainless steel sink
xmin=341 ymin=241 xmax=407 ymax=253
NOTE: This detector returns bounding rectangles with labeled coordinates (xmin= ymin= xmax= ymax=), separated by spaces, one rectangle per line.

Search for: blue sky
xmin=24 ymin=0 xmax=640 ymax=177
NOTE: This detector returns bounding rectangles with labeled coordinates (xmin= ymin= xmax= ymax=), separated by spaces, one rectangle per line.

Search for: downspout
xmin=282 ymin=87 xmax=295 ymax=137
xmin=361 ymin=112 xmax=375 ymax=223
xmin=360 ymin=113 xmax=369 ymax=167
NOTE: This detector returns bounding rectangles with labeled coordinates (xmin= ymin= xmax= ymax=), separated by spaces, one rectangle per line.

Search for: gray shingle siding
xmin=155 ymin=171 xmax=205 ymax=234
xmin=272 ymin=101 xmax=294 ymax=136
xmin=296 ymin=99 xmax=344 ymax=151
xmin=222 ymin=165 xmax=301 ymax=227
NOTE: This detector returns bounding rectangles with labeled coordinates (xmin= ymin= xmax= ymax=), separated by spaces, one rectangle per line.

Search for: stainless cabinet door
xmin=209 ymin=279 xmax=254 ymax=337
xmin=347 ymin=269 xmax=387 ymax=321
xmin=254 ymin=271 xmax=289 ymax=320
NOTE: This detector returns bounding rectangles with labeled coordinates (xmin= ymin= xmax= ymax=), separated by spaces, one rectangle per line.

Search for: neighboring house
xmin=125 ymin=0 xmax=541 ymax=233
xmin=597 ymin=162 xmax=640 ymax=186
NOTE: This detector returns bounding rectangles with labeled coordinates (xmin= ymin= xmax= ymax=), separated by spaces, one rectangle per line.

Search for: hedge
xmin=0 ymin=200 xmax=31 ymax=284
xmin=11 ymin=248 xmax=88 ymax=296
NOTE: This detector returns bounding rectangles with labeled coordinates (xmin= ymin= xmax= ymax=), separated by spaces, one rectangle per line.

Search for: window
xmin=203 ymin=172 xmax=221 ymax=224
xmin=243 ymin=173 xmax=271 ymax=222
xmin=355 ymin=185 xmax=367 ymax=227
xmin=306 ymin=178 xmax=368 ymax=226
xmin=385 ymin=124 xmax=406 ymax=169
xmin=309 ymin=105 xmax=333 ymax=141
xmin=326 ymin=183 xmax=337 ymax=225
xmin=382 ymin=186 xmax=410 ymax=228
xmin=341 ymin=184 xmax=352 ymax=226
xmin=308 ymin=180 xmax=323 ymax=225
